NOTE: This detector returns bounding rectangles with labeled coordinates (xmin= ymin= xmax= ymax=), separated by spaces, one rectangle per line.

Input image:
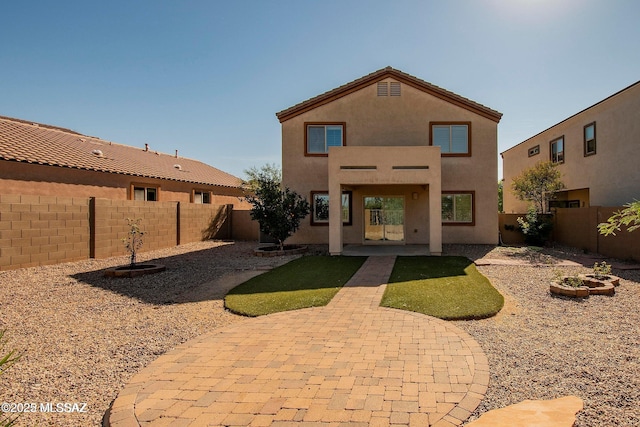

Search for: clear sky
xmin=1 ymin=0 xmax=639 ymax=180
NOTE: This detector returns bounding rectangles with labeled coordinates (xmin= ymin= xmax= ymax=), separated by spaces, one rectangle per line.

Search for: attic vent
xmin=390 ymin=82 xmax=401 ymax=96
xmin=79 ymin=138 xmax=86 ymax=142
xmin=377 ymin=82 xmax=388 ymax=96
xmin=173 ymin=164 xmax=182 ymax=170
xmin=92 ymin=149 xmax=104 ymax=157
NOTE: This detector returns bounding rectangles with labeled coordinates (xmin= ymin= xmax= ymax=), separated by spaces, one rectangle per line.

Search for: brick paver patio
xmin=106 ymin=256 xmax=489 ymax=426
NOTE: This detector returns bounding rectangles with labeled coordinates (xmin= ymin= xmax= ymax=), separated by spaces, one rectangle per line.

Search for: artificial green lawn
xmin=381 ymin=256 xmax=504 ymax=320
xmin=224 ymin=256 xmax=366 ymax=316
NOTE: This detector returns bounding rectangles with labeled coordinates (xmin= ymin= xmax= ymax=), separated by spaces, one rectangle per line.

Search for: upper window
xmin=441 ymin=192 xmax=474 ymax=225
xmin=584 ymin=122 xmax=596 ymax=156
xmin=305 ymin=123 xmax=345 ymax=155
xmin=193 ymin=190 xmax=211 ymax=204
xmin=311 ymin=191 xmax=352 ymax=225
xmin=528 ymin=145 xmax=540 ymax=157
xmin=133 ymin=186 xmax=157 ymax=201
xmin=550 ymin=136 xmax=564 ymax=164
xmin=430 ymin=122 xmax=471 ymax=156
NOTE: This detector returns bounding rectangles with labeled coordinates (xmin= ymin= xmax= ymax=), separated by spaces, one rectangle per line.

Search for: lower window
xmin=442 ymin=192 xmax=474 ymax=225
xmin=193 ymin=190 xmax=211 ymax=204
xmin=311 ymin=191 xmax=352 ymax=225
xmin=133 ymin=186 xmax=157 ymax=201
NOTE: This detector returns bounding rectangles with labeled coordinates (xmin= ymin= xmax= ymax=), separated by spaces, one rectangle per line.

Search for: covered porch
xmin=328 ymin=146 xmax=442 ymax=256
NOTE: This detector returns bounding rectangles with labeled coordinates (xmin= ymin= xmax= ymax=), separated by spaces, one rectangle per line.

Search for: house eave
xmin=276 ymin=67 xmax=503 ymax=124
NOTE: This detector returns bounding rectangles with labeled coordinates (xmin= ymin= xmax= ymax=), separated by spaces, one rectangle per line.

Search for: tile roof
xmin=276 ymin=66 xmax=503 ymax=123
xmin=0 ymin=115 xmax=243 ymax=188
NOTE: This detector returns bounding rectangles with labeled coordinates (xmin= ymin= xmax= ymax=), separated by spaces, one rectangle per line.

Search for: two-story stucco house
xmin=502 ymin=80 xmax=640 ymax=214
xmin=276 ymin=67 xmax=502 ymax=255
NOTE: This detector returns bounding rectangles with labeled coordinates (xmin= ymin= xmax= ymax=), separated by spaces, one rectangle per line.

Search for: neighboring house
xmin=502 ymin=80 xmax=640 ymax=213
xmin=276 ymin=67 xmax=502 ymax=255
xmin=0 ymin=115 xmax=248 ymax=207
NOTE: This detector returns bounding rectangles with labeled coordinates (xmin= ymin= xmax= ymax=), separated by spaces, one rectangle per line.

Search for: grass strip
xmin=225 ymin=255 xmax=366 ymax=316
xmin=381 ymin=256 xmax=504 ymax=320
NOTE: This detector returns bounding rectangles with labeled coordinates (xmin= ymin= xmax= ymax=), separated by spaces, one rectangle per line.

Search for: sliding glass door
xmin=363 ymin=196 xmax=404 ymax=243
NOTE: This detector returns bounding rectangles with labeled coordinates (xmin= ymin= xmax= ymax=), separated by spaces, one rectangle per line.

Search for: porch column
xmin=429 ymin=184 xmax=442 ymax=255
xmin=328 ymin=179 xmax=343 ymax=255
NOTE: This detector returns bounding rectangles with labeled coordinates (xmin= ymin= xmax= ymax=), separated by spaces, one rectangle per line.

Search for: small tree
xmin=511 ymin=161 xmax=564 ymax=213
xmin=517 ymin=204 xmax=553 ymax=246
xmin=123 ymin=218 xmax=144 ymax=266
xmin=244 ymin=165 xmax=310 ymax=250
xmin=498 ymin=180 xmax=504 ymax=213
xmin=598 ymin=200 xmax=640 ymax=236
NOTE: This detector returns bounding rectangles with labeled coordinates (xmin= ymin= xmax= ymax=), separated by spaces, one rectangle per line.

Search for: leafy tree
xmin=244 ymin=163 xmax=282 ymax=192
xmin=511 ymin=161 xmax=564 ymax=213
xmin=598 ymin=200 xmax=640 ymax=236
xmin=244 ymin=165 xmax=310 ymax=250
xmin=498 ymin=180 xmax=504 ymax=213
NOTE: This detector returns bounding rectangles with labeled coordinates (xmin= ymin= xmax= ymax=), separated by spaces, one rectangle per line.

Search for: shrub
xmin=245 ymin=168 xmax=309 ymax=250
xmin=592 ymin=261 xmax=612 ymax=280
xmin=1 ymin=330 xmax=21 ymax=427
xmin=517 ymin=205 xmax=553 ymax=246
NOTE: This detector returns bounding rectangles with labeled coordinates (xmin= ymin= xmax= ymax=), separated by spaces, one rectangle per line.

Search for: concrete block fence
xmin=499 ymin=207 xmax=640 ymax=262
xmin=0 ymin=195 xmax=253 ymax=271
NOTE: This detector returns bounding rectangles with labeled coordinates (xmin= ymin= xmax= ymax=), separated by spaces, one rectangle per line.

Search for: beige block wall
xmin=503 ymin=82 xmax=640 ymax=213
xmin=1 ymin=194 xmax=259 ymax=270
xmin=282 ymin=78 xmax=499 ymax=244
xmin=552 ymin=207 xmax=640 ymax=262
xmin=179 ymin=203 xmax=232 ymax=243
xmin=91 ymin=199 xmax=178 ymax=259
xmin=0 ymin=194 xmax=90 ymax=269
xmin=231 ymin=210 xmax=260 ymax=241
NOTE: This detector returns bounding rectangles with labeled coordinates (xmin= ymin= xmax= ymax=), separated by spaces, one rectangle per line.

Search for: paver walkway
xmin=107 ymin=256 xmax=489 ymax=426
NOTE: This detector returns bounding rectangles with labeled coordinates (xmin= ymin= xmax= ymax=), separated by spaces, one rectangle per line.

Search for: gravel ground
xmin=0 ymin=241 xmax=299 ymax=427
xmin=445 ymin=245 xmax=640 ymax=427
xmin=1 ymin=242 xmax=638 ymax=426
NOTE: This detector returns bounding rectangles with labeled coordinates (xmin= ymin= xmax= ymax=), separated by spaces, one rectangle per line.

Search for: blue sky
xmin=1 ymin=0 xmax=639 ymax=180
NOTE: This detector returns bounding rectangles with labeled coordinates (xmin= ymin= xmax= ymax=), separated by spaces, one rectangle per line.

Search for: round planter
xmin=550 ymin=274 xmax=619 ymax=297
xmin=254 ymin=245 xmax=308 ymax=257
xmin=550 ymin=281 xmax=590 ymax=298
xmin=104 ymin=264 xmax=166 ymax=278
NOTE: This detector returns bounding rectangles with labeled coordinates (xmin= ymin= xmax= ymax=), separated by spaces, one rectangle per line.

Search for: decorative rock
xmin=254 ymin=245 xmax=308 ymax=257
xmin=466 ymin=396 xmax=583 ymax=427
xmin=104 ymin=264 xmax=166 ymax=278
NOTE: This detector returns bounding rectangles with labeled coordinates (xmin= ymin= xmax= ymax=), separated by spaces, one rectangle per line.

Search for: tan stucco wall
xmin=502 ymin=82 xmax=640 ymax=213
xmin=0 ymin=161 xmax=250 ymax=209
xmin=282 ymin=77 xmax=499 ymax=245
